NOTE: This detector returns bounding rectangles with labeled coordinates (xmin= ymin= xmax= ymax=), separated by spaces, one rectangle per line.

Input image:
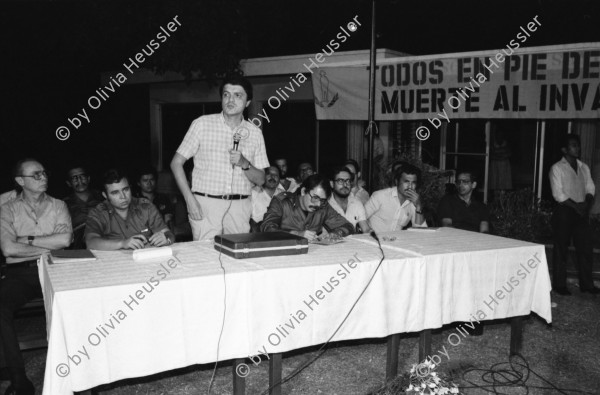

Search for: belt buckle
xmin=222 ymin=194 xmax=229 ymax=200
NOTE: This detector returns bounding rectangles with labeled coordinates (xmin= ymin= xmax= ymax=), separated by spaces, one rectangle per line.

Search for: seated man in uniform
xmin=85 ymin=169 xmax=175 ymax=250
xmin=136 ymin=166 xmax=175 ymax=229
xmin=261 ymin=174 xmax=354 ymax=241
xmin=437 ymin=170 xmax=490 ymax=233
xmin=1 ymin=158 xmax=72 ymax=395
xmin=63 ymin=166 xmax=104 ymax=248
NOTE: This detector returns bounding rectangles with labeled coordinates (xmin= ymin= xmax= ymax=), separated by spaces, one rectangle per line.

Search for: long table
xmin=39 ymin=228 xmax=552 ymax=394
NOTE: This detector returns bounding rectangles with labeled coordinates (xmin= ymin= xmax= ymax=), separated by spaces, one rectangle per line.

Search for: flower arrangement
xmin=405 ymin=360 xmax=460 ymax=395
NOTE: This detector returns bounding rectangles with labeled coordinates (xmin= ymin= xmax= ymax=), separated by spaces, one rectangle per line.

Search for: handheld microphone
xmin=231 ymin=126 xmax=249 ymax=168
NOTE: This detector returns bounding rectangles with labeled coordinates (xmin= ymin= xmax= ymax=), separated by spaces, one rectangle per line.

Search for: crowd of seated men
xmin=0 ymin=155 xmax=490 ymax=394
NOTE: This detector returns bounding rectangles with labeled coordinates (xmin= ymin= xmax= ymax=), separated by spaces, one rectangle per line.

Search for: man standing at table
xmin=85 ymin=169 xmax=175 ymax=250
xmin=437 ymin=170 xmax=490 ymax=233
xmin=0 ymin=158 xmax=72 ymax=395
xmin=549 ymin=134 xmax=598 ymax=295
xmin=365 ymin=164 xmax=427 ymax=233
xmin=170 ymin=75 xmax=269 ymax=241
xmin=329 ymin=166 xmax=370 ymax=233
xmin=64 ymin=166 xmax=103 ymax=248
xmin=261 ymin=174 xmax=354 ymax=242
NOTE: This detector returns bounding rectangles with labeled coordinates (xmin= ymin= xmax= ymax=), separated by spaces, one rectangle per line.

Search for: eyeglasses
xmin=69 ymin=174 xmax=88 ymax=182
xmin=308 ymin=191 xmax=328 ymax=206
xmin=334 ymin=178 xmax=352 ymax=186
xmin=19 ymin=170 xmax=48 ymax=181
xmin=456 ymin=179 xmax=472 ymax=185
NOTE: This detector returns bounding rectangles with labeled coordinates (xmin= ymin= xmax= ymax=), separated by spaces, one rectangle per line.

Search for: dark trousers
xmin=551 ymin=205 xmax=594 ymax=289
xmin=0 ymin=262 xmax=42 ymax=371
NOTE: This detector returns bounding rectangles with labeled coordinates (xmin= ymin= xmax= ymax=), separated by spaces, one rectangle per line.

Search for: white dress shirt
xmin=328 ymin=194 xmax=366 ymax=227
xmin=365 ymin=187 xmax=427 ymax=232
xmin=251 ymin=185 xmax=285 ymax=222
xmin=549 ymin=157 xmax=595 ymax=203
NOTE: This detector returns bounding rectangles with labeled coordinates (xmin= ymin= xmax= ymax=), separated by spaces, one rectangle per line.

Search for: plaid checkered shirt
xmin=176 ymin=113 xmax=270 ymax=195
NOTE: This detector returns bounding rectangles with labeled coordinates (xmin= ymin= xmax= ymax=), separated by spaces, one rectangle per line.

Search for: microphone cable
xmin=206 ymin=137 xmax=239 ymax=394
xmin=459 ymin=353 xmax=596 ymax=395
xmin=259 ymin=230 xmax=386 ymax=394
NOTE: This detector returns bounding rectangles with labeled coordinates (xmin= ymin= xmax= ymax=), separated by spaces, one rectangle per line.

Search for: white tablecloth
xmin=39 ymin=228 xmax=552 ymax=394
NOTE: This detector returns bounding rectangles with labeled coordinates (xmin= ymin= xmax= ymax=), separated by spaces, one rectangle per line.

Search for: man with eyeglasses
xmin=64 ymin=166 xmax=104 ymax=248
xmin=344 ymin=159 xmax=370 ymax=206
xmin=329 ymin=166 xmax=371 ymax=233
xmin=437 ymin=170 xmax=490 ymax=233
xmin=297 ymin=162 xmax=314 ymax=184
xmin=261 ymin=174 xmax=354 ymax=242
xmin=365 ymin=164 xmax=427 ymax=232
xmin=85 ymin=169 xmax=174 ymax=250
xmin=0 ymin=158 xmax=72 ymax=395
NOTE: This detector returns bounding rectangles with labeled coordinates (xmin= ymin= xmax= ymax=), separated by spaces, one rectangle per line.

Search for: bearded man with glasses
xmin=261 ymin=174 xmax=354 ymax=242
xmin=0 ymin=158 xmax=72 ymax=395
xmin=329 ymin=166 xmax=371 ymax=233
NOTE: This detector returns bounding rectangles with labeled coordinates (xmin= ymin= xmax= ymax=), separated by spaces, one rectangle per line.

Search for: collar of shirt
xmin=559 ymin=156 xmax=583 ymax=171
xmin=16 ymin=191 xmax=52 ymax=212
xmin=106 ymin=197 xmax=144 ymax=217
xmin=390 ymin=187 xmax=412 ymax=208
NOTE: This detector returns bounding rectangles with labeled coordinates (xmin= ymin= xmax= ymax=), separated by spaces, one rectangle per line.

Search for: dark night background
xmin=1 ymin=0 xmax=599 ymax=197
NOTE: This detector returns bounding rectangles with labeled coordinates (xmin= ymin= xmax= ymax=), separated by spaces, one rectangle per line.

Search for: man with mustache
xmin=251 ymin=166 xmax=285 ymax=227
xmin=64 ymin=166 xmax=103 ymax=248
xmin=366 ymin=164 xmax=427 ymax=232
xmin=261 ymin=174 xmax=354 ymax=242
xmin=274 ymin=158 xmax=298 ymax=192
xmin=85 ymin=169 xmax=174 ymax=250
xmin=329 ymin=166 xmax=370 ymax=233
xmin=0 ymin=158 xmax=72 ymax=395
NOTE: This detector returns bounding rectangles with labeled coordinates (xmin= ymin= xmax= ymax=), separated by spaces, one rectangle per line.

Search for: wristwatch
xmin=28 ymin=236 xmax=35 ymax=246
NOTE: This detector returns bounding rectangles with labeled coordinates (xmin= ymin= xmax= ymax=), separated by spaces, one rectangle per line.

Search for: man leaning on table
xmin=365 ymin=163 xmax=427 ymax=232
xmin=85 ymin=169 xmax=175 ymax=250
xmin=261 ymin=174 xmax=354 ymax=242
xmin=0 ymin=158 xmax=72 ymax=395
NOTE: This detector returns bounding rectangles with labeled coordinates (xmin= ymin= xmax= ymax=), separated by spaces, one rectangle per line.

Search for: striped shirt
xmin=176 ymin=113 xmax=270 ymax=195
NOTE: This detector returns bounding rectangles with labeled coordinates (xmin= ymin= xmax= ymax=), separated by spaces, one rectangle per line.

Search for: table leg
xmin=269 ymin=352 xmax=282 ymax=395
xmin=419 ymin=329 xmax=432 ymax=362
xmin=232 ymin=358 xmax=246 ymax=395
xmin=386 ymin=333 xmax=401 ymax=382
xmin=510 ymin=316 xmax=524 ymax=355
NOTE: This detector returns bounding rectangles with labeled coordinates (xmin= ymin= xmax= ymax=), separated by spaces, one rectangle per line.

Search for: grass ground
xmin=2 ymin=277 xmax=599 ymax=395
